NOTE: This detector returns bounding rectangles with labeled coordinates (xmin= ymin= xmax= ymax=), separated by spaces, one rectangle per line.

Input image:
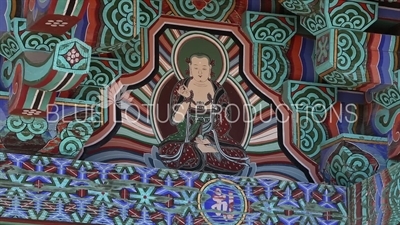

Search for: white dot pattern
xmin=22 ymin=109 xmax=42 ymax=116
xmin=66 ymin=48 xmax=81 ymax=65
xmin=45 ymin=19 xmax=69 ymax=27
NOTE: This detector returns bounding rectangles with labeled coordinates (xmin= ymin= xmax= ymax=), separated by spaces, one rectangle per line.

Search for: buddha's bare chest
xmin=188 ymin=84 xmax=215 ymax=103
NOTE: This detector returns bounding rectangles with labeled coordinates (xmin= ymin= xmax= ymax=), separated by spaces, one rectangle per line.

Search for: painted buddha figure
xmin=158 ymin=53 xmax=249 ymax=174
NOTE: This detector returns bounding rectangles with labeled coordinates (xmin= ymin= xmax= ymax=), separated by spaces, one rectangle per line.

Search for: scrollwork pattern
xmin=301 ymin=12 xmax=327 ymax=35
xmin=59 ymin=136 xmax=84 ymax=156
xmin=259 ymin=45 xmax=288 ymax=90
xmin=73 ymin=86 xmax=102 ymax=103
xmin=88 ymin=113 xmax=102 ymax=129
xmin=297 ymin=113 xmax=327 ymax=159
xmin=0 ymin=35 xmax=20 ymax=60
xmin=251 ymin=15 xmax=294 ymax=44
xmin=330 ymin=2 xmax=376 ymax=31
xmin=329 ymin=146 xmax=376 ymax=186
xmin=59 ymin=120 xmax=94 ymax=156
xmin=6 ymin=115 xmax=48 ymax=142
xmin=280 ymin=0 xmax=314 ymax=15
xmin=290 ymin=84 xmax=336 ymax=114
xmin=83 ymin=59 xmax=116 ymax=87
xmin=374 ymin=107 xmax=400 ymax=135
xmin=27 ymin=118 xmax=48 ymax=135
xmin=20 ymin=32 xmax=67 ymax=51
xmin=373 ymin=86 xmax=400 ymax=109
xmin=139 ymin=0 xmax=158 ymax=28
xmin=102 ymin=0 xmax=135 ymax=44
xmin=336 ymin=30 xmax=366 ymax=73
xmin=112 ymin=36 xmax=142 ymax=74
xmin=7 ymin=116 xmax=25 ymax=133
xmin=323 ymin=71 xmax=357 ymax=87
xmin=1 ymin=60 xmax=14 ymax=88
xmin=66 ymin=121 xmax=94 ymax=142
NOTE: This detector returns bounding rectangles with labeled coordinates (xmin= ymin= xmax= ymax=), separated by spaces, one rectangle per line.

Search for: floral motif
xmin=64 ymin=46 xmax=83 ymax=67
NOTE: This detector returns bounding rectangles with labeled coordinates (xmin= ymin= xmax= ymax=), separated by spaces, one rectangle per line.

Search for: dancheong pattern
xmin=0 ymin=0 xmax=399 ymax=224
xmin=0 ymin=152 xmax=347 ymax=225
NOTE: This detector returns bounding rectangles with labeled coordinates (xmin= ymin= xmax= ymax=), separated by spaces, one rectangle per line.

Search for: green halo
xmin=173 ymin=32 xmax=228 ymax=82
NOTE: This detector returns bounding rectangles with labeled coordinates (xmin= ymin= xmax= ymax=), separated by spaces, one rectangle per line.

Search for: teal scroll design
xmin=258 ymin=44 xmax=289 ymax=90
xmin=374 ymin=107 xmax=400 ymax=135
xmin=1 ymin=59 xmax=15 ymax=88
xmin=20 ymin=32 xmax=68 ymax=52
xmin=59 ymin=136 xmax=83 ymax=156
xmin=167 ymin=0 xmax=235 ymax=21
xmin=323 ymin=71 xmax=357 ymax=87
xmin=336 ymin=30 xmax=366 ymax=74
xmin=300 ymin=11 xmax=327 ymax=35
xmin=6 ymin=116 xmax=48 ymax=141
xmin=249 ymin=14 xmax=296 ymax=45
xmin=322 ymin=30 xmax=367 ymax=88
xmin=83 ymin=58 xmax=121 ymax=87
xmin=282 ymin=81 xmax=334 ymax=159
xmin=329 ymin=146 xmax=375 ymax=186
xmin=59 ymin=120 xmax=93 ymax=156
xmin=66 ymin=120 xmax=93 ymax=142
xmin=329 ymin=0 xmax=378 ymax=31
xmin=279 ymin=0 xmax=316 ymax=15
xmin=373 ymin=86 xmax=400 ymax=109
xmin=0 ymin=34 xmax=21 ymax=60
xmin=298 ymin=112 xmax=327 ymax=159
xmin=290 ymin=84 xmax=336 ymax=114
xmin=139 ymin=0 xmax=159 ymax=28
xmin=111 ymin=36 xmax=142 ymax=74
xmin=102 ymin=0 xmax=135 ymax=44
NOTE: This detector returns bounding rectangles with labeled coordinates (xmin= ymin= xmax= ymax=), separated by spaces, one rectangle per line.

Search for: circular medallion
xmin=198 ymin=179 xmax=247 ymax=225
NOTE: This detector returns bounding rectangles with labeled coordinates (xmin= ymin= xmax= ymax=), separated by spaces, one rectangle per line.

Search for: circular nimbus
xmin=171 ymin=31 xmax=229 ymax=84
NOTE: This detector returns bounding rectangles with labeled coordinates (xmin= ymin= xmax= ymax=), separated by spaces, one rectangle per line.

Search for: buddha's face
xmin=189 ymin=56 xmax=212 ymax=82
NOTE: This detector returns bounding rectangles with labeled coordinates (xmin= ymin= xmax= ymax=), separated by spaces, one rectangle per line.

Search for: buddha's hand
xmin=195 ymin=139 xmax=218 ymax=153
xmin=177 ymin=85 xmax=191 ymax=98
xmin=195 ymin=137 xmax=204 ymax=145
xmin=195 ymin=137 xmax=211 ymax=145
